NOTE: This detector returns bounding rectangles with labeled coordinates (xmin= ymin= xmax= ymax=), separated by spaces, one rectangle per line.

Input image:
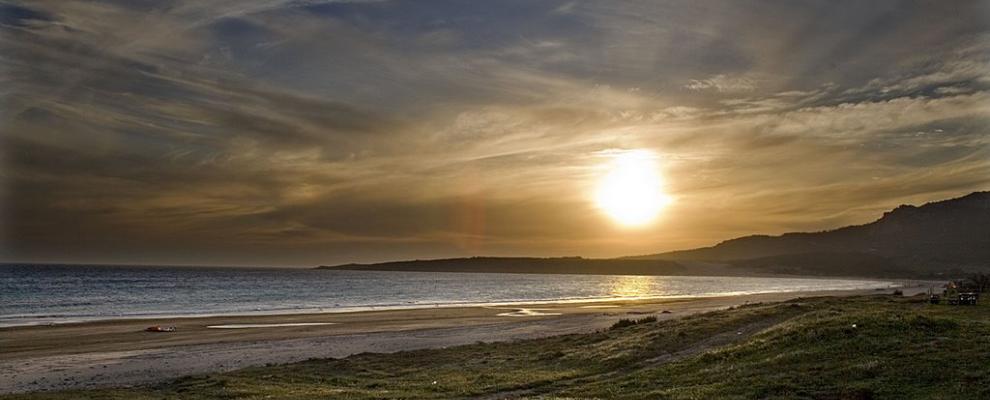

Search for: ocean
xmin=0 ymin=264 xmax=898 ymax=327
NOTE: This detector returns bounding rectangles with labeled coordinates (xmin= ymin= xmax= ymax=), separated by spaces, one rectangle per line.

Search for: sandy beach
xmin=0 ymin=285 xmax=927 ymax=394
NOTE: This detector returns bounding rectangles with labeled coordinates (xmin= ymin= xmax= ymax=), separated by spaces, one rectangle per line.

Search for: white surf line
xmin=206 ymin=322 xmax=336 ymax=329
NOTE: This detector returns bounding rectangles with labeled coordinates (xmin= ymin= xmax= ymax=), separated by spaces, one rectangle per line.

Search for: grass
xmin=5 ymin=295 xmax=988 ymax=399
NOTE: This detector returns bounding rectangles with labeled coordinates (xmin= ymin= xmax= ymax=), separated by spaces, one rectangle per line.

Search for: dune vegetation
xmin=5 ymin=294 xmax=988 ymax=400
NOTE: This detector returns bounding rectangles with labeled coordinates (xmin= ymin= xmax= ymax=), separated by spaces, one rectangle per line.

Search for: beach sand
xmin=0 ymin=285 xmax=926 ymax=393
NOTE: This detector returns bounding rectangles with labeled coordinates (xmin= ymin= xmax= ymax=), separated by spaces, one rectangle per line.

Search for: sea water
xmin=0 ymin=264 xmax=898 ymax=327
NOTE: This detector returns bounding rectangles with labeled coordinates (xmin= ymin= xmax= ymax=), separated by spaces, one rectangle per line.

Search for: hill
xmin=631 ymin=191 xmax=990 ymax=277
xmin=318 ymin=256 xmax=701 ymax=276
xmin=320 ymin=192 xmax=988 ymax=278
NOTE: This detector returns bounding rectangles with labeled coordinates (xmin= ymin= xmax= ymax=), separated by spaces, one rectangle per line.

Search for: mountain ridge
xmin=320 ymin=191 xmax=989 ymax=278
xmin=629 ymin=191 xmax=990 ymax=276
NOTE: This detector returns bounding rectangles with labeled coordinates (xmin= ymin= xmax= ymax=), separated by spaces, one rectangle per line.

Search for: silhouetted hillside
xmin=323 ymin=193 xmax=988 ymax=278
xmin=632 ymin=192 xmax=990 ymax=277
xmin=319 ymin=257 xmax=694 ymax=276
xmin=728 ymin=252 xmax=906 ymax=277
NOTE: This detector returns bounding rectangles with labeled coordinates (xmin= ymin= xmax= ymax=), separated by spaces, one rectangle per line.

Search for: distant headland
xmin=321 ymin=192 xmax=990 ymax=279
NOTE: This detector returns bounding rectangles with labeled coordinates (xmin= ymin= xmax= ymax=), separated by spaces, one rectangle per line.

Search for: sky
xmin=1 ymin=0 xmax=988 ymax=267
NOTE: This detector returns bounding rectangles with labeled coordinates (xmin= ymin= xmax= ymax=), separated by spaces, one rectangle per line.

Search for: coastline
xmin=0 ymin=283 xmax=929 ymax=394
xmin=0 ymin=273 xmax=907 ymax=329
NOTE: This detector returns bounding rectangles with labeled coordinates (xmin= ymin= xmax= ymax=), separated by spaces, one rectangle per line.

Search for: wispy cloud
xmin=1 ymin=0 xmax=988 ymax=266
xmin=685 ymin=74 xmax=758 ymax=93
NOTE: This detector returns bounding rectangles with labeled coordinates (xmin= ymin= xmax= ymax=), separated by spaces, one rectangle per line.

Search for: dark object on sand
xmin=661 ymin=310 xmax=672 ymax=314
xmin=145 ymin=325 xmax=176 ymax=332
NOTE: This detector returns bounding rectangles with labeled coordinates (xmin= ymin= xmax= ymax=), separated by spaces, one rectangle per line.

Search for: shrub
xmin=610 ymin=319 xmax=636 ymax=329
xmin=609 ymin=316 xmax=657 ymax=330
xmin=964 ymin=273 xmax=990 ymax=293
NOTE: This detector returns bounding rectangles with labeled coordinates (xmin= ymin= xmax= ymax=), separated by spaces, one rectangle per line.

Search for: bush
xmin=948 ymin=272 xmax=990 ymax=293
xmin=610 ymin=316 xmax=657 ymax=330
xmin=964 ymin=273 xmax=990 ymax=293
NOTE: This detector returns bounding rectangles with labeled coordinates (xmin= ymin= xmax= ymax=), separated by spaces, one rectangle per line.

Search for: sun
xmin=595 ymin=150 xmax=671 ymax=227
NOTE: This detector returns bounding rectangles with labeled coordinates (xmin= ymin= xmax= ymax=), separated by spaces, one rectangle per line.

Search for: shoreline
xmin=0 ymin=275 xmax=909 ymax=329
xmin=0 ymin=284 xmax=931 ymax=394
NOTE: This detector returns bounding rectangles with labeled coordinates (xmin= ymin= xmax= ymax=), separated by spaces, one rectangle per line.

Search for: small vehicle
xmin=957 ymin=292 xmax=979 ymax=305
xmin=937 ymin=281 xmax=979 ymax=306
xmin=929 ymin=293 xmax=941 ymax=304
xmin=145 ymin=325 xmax=176 ymax=332
xmin=945 ymin=291 xmax=979 ymax=305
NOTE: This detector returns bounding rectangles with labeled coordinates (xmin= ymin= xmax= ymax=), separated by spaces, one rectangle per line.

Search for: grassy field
xmin=5 ymin=294 xmax=988 ymax=399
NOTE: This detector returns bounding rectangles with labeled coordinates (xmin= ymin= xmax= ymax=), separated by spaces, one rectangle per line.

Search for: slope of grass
xmin=6 ymin=295 xmax=988 ymax=399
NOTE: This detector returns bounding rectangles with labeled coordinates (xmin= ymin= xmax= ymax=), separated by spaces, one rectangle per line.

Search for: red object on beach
xmin=145 ymin=325 xmax=176 ymax=332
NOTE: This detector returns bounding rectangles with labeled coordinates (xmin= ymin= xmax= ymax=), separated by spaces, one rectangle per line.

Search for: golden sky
xmin=1 ymin=1 xmax=988 ymax=266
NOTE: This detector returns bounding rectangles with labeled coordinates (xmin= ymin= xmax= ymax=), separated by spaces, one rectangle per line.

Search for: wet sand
xmin=0 ymin=285 xmax=924 ymax=394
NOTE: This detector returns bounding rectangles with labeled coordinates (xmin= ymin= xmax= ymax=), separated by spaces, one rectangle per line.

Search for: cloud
xmin=685 ymin=74 xmax=758 ymax=93
xmin=0 ymin=3 xmax=53 ymax=27
xmin=1 ymin=0 xmax=988 ymax=266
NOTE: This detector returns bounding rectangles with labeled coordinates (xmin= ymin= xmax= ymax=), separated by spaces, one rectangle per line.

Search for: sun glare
xmin=595 ymin=150 xmax=670 ymax=227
